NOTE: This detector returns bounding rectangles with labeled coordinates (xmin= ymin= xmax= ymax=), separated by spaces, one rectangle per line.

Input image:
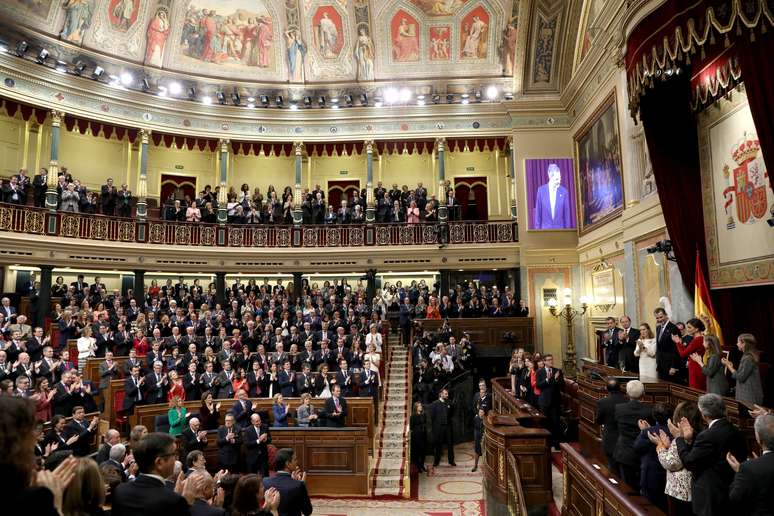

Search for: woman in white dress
xmin=364 ymin=343 xmax=381 ymax=373
xmin=76 ymin=325 xmax=96 ymax=372
xmin=365 ymin=323 xmax=383 ymax=353
xmin=634 ymin=323 xmax=657 ymax=381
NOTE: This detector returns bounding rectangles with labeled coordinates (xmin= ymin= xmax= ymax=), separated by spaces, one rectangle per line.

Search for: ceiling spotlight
xmin=187 ymin=87 xmax=196 ymax=100
xmin=289 ymin=102 xmax=298 ymax=111
xmin=276 ymin=95 xmax=284 ymax=106
xmin=120 ymin=71 xmax=133 ymax=86
xmin=432 ymin=94 xmax=440 ymax=104
xmin=359 ymin=93 xmax=368 ymax=105
xmin=73 ymin=61 xmax=86 ymax=75
xmin=331 ymin=104 xmax=340 ymax=110
xmin=201 ymin=96 xmax=212 ymax=105
xmin=15 ymin=41 xmax=28 ymax=56
xmin=303 ymin=96 xmax=312 ymax=107
xmin=486 ymin=85 xmax=498 ymax=99
xmin=216 ymin=91 xmax=226 ymax=105
xmin=417 ymin=98 xmax=426 ymax=106
xmin=247 ymin=97 xmax=255 ymax=102
xmin=504 ymin=92 xmax=514 ymax=101
xmin=474 ymin=90 xmax=482 ymax=101
xmin=54 ymin=61 xmax=68 ymax=73
xmin=461 ymin=98 xmax=469 ymax=105
xmin=231 ymin=92 xmax=241 ymax=106
xmin=36 ymin=49 xmax=50 ymax=64
xmin=92 ymin=66 xmax=104 ymax=79
xmin=168 ymin=82 xmax=182 ymax=95
xmin=384 ymin=88 xmax=399 ymax=104
xmin=141 ymin=77 xmax=151 ymax=91
xmin=374 ymin=98 xmax=383 ymax=107
xmin=260 ymin=95 xmax=269 ymax=106
xmin=317 ymin=96 xmax=326 ymax=107
xmin=446 ymin=94 xmax=454 ymax=103
xmin=157 ymin=86 xmax=168 ymax=97
xmin=399 ymin=88 xmax=412 ymax=102
xmin=246 ymin=102 xmax=255 ymax=108
xmin=330 ymin=97 xmax=339 ymax=104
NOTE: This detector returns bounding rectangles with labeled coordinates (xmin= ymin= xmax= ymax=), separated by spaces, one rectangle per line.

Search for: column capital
xmin=219 ymin=139 xmax=230 ymax=153
xmin=50 ymin=110 xmax=64 ymax=126
xmin=508 ymin=135 xmax=516 ymax=151
xmin=294 ymin=141 xmax=305 ymax=155
xmin=139 ymin=128 xmax=151 ymax=144
xmin=435 ymin=137 xmax=446 ymax=152
xmin=364 ymin=139 xmax=375 ymax=153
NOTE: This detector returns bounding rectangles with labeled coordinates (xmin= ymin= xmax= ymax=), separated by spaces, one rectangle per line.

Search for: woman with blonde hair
xmin=296 ymin=392 xmax=318 ymax=427
xmin=722 ymin=333 xmax=763 ymax=406
xmin=76 ymin=326 xmax=96 ymax=372
xmin=272 ymin=393 xmax=289 ymax=427
xmin=634 ymin=323 xmax=658 ymax=381
xmin=167 ymin=395 xmax=187 ymax=436
xmin=61 ymin=456 xmax=106 ymax=516
xmin=690 ymin=334 xmax=728 ymax=396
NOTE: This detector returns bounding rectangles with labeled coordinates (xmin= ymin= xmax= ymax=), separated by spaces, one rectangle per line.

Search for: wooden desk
xmin=482 ymin=413 xmax=552 ymax=508
xmin=191 ymin=426 xmax=370 ymax=496
xmin=491 ymin=377 xmax=546 ymax=427
xmin=130 ymin=397 xmax=376 ymax=454
xmin=561 ymin=443 xmax=665 ymax=516
xmin=415 ymin=317 xmax=535 ymax=358
xmin=84 ymin=356 xmax=129 ymax=406
xmin=42 ymin=411 xmax=104 ymax=455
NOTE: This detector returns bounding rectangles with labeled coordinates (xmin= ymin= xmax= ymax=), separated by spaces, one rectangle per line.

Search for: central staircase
xmin=371 ymin=345 xmax=410 ymax=497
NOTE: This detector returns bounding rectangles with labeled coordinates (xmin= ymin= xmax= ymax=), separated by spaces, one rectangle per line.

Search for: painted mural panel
xmin=579 ymin=0 xmax=604 ymax=64
xmin=429 ymin=26 xmax=451 ymax=61
xmin=178 ymin=0 xmax=275 ymax=71
xmin=391 ymin=10 xmax=420 ymax=62
xmin=61 ymin=0 xmax=96 ymax=44
xmin=145 ymin=6 xmax=171 ymax=67
xmin=312 ymin=5 xmax=343 ymax=58
xmin=8 ymin=0 xmax=56 ymax=19
xmin=108 ymin=0 xmax=141 ymax=32
xmin=499 ymin=0 xmax=518 ymax=75
xmin=532 ymin=12 xmax=556 ymax=83
xmin=410 ymin=0 xmax=471 ymax=16
xmin=460 ymin=5 xmax=488 ymax=59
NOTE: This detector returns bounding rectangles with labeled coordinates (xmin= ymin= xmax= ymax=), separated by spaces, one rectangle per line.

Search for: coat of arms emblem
xmin=722 ymin=133 xmax=770 ymax=229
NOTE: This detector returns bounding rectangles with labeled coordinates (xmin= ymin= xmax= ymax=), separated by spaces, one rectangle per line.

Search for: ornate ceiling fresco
xmin=0 ymin=0 xmax=523 ymax=85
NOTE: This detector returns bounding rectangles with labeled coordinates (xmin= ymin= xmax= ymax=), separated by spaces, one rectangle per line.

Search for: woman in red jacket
xmin=674 ymin=318 xmax=707 ymax=390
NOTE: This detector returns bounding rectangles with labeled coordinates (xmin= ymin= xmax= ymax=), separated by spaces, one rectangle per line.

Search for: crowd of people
xmin=4 ymin=167 xmax=474 ymax=224
xmin=594 ymin=379 xmax=773 ymax=516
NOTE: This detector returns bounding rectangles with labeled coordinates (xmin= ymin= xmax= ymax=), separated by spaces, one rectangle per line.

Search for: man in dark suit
xmin=359 ymin=362 xmax=379 ymax=399
xmin=295 ymin=362 xmax=313 ymax=396
xmin=727 ymin=413 xmax=774 ymax=515
xmin=613 ymin=380 xmax=653 ymax=489
xmin=243 ymin=413 xmax=271 ymax=476
xmin=101 ymin=178 xmax=117 ymax=216
xmin=595 ymin=377 xmax=627 ymax=472
xmin=65 ymin=406 xmax=99 ymax=457
xmin=618 ymin=316 xmax=641 ymax=373
xmin=263 ymin=448 xmax=312 ymax=516
xmin=536 ymin=354 xmax=564 ymax=449
xmin=278 ymin=360 xmax=296 ymax=397
xmin=325 ymin=383 xmax=348 ymax=427
xmin=430 ymin=387 xmax=455 ymax=467
xmin=123 ymin=365 xmax=144 ymax=415
xmin=216 ymin=414 xmax=241 ymax=472
xmin=111 ymin=432 xmax=195 ymax=515
xmin=180 ymin=417 xmax=208 ymax=459
xmin=188 ymin=469 xmax=225 ymax=516
xmin=653 ymin=307 xmax=681 ymax=381
xmin=144 ymin=361 xmax=169 ymax=405
xmin=100 ymin=442 xmax=129 ymax=482
xmin=231 ymin=389 xmax=253 ymax=429
xmin=533 ymin=163 xmax=571 ymax=229
xmin=399 ymin=297 xmax=413 ymax=345
xmin=602 ymin=317 xmax=623 ymax=368
xmin=676 ymin=393 xmax=747 ymax=516
xmin=334 ymin=359 xmax=354 ymax=397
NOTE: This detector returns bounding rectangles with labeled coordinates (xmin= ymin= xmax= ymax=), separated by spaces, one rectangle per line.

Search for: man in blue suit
xmin=534 ymin=163 xmax=571 ymax=229
xmin=263 ymin=448 xmax=313 ymax=516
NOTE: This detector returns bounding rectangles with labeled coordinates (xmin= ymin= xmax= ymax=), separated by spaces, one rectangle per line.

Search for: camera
xmin=646 ymin=239 xmax=676 ymax=262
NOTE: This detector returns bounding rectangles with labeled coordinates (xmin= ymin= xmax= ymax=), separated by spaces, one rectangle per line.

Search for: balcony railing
xmin=0 ymin=204 xmax=518 ymax=248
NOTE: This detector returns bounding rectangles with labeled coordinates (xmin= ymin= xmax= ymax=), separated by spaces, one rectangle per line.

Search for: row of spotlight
xmin=2 ymin=40 xmax=512 ymax=109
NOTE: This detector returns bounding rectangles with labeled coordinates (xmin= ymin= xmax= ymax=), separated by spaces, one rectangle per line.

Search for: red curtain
xmin=327 ymin=180 xmax=360 ymax=209
xmin=640 ymin=74 xmax=774 ymax=384
xmin=737 ymin=31 xmax=774 ymax=192
xmin=453 ymin=177 xmax=488 ymax=221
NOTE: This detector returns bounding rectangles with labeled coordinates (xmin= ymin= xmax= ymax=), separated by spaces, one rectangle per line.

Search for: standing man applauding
xmin=430 ymin=387 xmax=456 ymax=467
xmin=536 ymin=354 xmax=564 ymax=450
xmin=263 ymin=448 xmax=313 ymax=516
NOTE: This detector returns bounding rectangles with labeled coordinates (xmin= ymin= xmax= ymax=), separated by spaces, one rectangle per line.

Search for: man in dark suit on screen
xmin=263 ymin=448 xmax=313 ymax=516
xmin=533 ymin=163 xmax=571 ymax=229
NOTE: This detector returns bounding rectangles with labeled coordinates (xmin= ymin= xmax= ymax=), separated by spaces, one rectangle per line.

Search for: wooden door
xmin=327 ymin=180 xmax=361 ymax=210
xmin=454 ymin=177 xmax=488 ymax=220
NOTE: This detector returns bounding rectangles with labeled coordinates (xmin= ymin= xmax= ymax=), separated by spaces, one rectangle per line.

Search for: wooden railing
xmin=506 ymin=450 xmax=528 ymax=516
xmin=0 ymin=203 xmax=518 ymax=248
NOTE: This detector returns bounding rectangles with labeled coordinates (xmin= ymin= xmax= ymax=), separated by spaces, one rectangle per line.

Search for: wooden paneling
xmin=418 ymin=317 xmax=535 ymax=357
xmin=562 ymin=443 xmax=665 ymax=516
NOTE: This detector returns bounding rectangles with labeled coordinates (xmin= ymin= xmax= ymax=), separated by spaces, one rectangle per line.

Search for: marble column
xmin=508 ymin=136 xmax=517 ymax=220
xmin=133 ymin=270 xmax=145 ymax=308
xmin=215 ymin=272 xmax=227 ymax=308
xmin=293 ymin=141 xmax=304 ymax=225
xmin=36 ymin=265 xmax=53 ymax=329
xmin=292 ymin=272 xmax=303 ymax=301
xmin=136 ymin=129 xmax=150 ymax=221
xmin=217 ymin=139 xmax=229 ymax=224
xmin=436 ymin=137 xmax=448 ymax=223
xmin=365 ymin=140 xmax=375 ymax=223
xmin=45 ymin=110 xmax=63 ymax=211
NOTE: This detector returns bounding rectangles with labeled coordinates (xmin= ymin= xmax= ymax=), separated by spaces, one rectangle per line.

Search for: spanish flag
xmin=695 ymin=249 xmax=724 ymax=346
